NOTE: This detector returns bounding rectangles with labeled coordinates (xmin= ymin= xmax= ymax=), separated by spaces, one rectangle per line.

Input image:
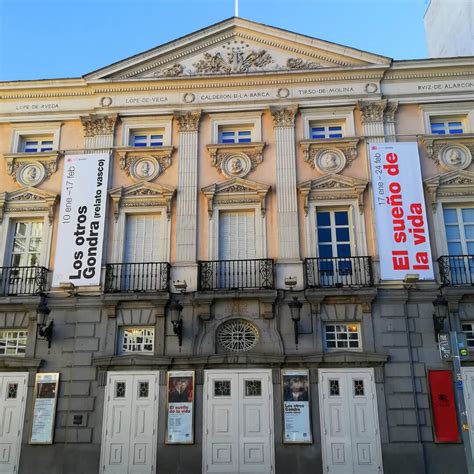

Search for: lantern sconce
xmin=37 ymin=299 xmax=54 ymax=348
xmin=433 ymin=294 xmax=448 ymax=341
xmin=170 ymin=280 xmax=187 ymax=349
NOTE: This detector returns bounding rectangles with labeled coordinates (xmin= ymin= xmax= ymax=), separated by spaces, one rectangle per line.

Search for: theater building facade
xmin=0 ymin=17 xmax=474 ymax=474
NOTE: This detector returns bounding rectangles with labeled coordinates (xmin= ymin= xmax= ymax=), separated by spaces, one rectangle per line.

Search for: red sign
xmin=428 ymin=370 xmax=460 ymax=442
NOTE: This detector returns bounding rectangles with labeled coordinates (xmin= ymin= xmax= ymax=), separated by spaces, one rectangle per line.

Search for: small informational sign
xmin=282 ymin=369 xmax=312 ymax=444
xmin=369 ymin=142 xmax=434 ymax=280
xmin=438 ymin=333 xmax=451 ymax=360
xmin=52 ymin=153 xmax=110 ymax=287
xmin=30 ymin=373 xmax=60 ymax=444
xmin=166 ymin=371 xmax=194 ymax=444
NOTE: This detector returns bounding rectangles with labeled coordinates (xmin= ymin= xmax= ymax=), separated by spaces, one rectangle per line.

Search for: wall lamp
xmin=170 ymin=280 xmax=187 ymax=349
xmin=433 ymin=294 xmax=448 ymax=341
xmin=288 ymin=297 xmax=303 ymax=346
xmin=37 ymin=299 xmax=54 ymax=348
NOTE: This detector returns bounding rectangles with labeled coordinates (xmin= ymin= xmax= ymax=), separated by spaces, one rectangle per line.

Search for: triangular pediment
xmin=86 ymin=17 xmax=391 ymax=80
xmin=202 ymin=177 xmax=270 ymax=196
xmin=110 ymin=181 xmax=175 ymax=198
xmin=299 ymin=174 xmax=368 ymax=192
xmin=424 ymin=170 xmax=474 ymax=202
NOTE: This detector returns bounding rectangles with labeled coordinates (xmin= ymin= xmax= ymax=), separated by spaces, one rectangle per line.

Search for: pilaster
xmin=384 ymin=101 xmax=398 ymax=142
xmin=80 ymin=114 xmax=117 ymax=149
xmin=173 ymin=110 xmax=201 ymax=290
xmin=358 ymin=100 xmax=387 ymax=143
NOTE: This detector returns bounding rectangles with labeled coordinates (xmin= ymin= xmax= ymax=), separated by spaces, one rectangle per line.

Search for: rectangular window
xmin=218 ymin=127 xmax=252 ymax=144
xmin=324 ymin=323 xmax=360 ymax=350
xmin=0 ymin=329 xmax=28 ymax=356
xmin=10 ymin=221 xmax=44 ymax=267
xmin=119 ymin=327 xmax=154 ymax=354
xmin=310 ymin=123 xmax=343 ymax=139
xmin=131 ymin=131 xmax=164 ymax=147
xmin=22 ymin=137 xmax=54 ymax=153
xmin=430 ymin=119 xmax=465 ymax=135
xmin=462 ymin=323 xmax=474 ymax=348
xmin=444 ymin=207 xmax=474 ymax=256
xmin=317 ymin=210 xmax=352 ymax=259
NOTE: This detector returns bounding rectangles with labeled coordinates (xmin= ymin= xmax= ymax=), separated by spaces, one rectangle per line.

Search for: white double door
xmin=319 ymin=369 xmax=383 ymax=474
xmin=203 ymin=370 xmax=274 ymax=474
xmin=0 ymin=372 xmax=28 ymax=474
xmin=100 ymin=372 xmax=159 ymax=474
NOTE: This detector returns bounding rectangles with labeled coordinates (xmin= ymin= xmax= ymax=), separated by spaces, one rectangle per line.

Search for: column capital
xmin=80 ymin=114 xmax=118 ymax=137
xmin=174 ymin=110 xmax=202 ymax=132
xmin=271 ymin=106 xmax=297 ymax=128
xmin=358 ymin=100 xmax=387 ymax=123
xmin=383 ymin=100 xmax=399 ymax=123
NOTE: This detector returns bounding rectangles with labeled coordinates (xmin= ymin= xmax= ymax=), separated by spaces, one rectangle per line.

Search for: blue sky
xmin=0 ymin=0 xmax=429 ymax=81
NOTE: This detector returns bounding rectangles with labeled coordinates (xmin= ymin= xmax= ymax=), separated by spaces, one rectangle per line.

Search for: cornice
xmin=384 ymin=70 xmax=474 ymax=81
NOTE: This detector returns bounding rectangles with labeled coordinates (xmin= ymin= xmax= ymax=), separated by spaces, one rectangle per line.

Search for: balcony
xmin=438 ymin=255 xmax=474 ymax=286
xmin=198 ymin=259 xmax=275 ymax=291
xmin=304 ymin=256 xmax=373 ymax=288
xmin=0 ymin=266 xmax=49 ymax=296
xmin=104 ymin=262 xmax=170 ymax=293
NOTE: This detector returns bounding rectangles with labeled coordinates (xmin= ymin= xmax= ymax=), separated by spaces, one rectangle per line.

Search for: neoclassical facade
xmin=0 ymin=17 xmax=474 ymax=474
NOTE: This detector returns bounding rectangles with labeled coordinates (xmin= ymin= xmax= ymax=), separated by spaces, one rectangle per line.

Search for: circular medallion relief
xmin=315 ymin=149 xmax=346 ymax=174
xmin=17 ymin=162 xmax=46 ymax=187
xmin=221 ymin=153 xmax=251 ymax=178
xmin=130 ymin=157 xmax=161 ymax=182
xmin=439 ymin=144 xmax=472 ymax=171
xmin=217 ymin=319 xmax=259 ymax=353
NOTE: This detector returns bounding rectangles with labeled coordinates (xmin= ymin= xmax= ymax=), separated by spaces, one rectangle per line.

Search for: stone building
xmin=0 ymin=16 xmax=473 ymax=474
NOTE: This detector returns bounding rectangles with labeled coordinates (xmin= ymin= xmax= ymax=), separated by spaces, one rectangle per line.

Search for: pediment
xmin=424 ymin=170 xmax=474 ymax=205
xmin=0 ymin=187 xmax=59 ymax=224
xmin=298 ymin=174 xmax=368 ymax=214
xmin=109 ymin=182 xmax=175 ymax=221
xmin=86 ymin=18 xmax=390 ymax=80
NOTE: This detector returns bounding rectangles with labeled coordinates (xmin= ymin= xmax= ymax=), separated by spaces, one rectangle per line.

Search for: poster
xmin=52 ymin=153 xmax=110 ymax=287
xmin=166 ymin=371 xmax=194 ymax=444
xmin=30 ymin=373 xmax=60 ymax=444
xmin=282 ymin=369 xmax=312 ymax=443
xmin=369 ymin=142 xmax=434 ymax=280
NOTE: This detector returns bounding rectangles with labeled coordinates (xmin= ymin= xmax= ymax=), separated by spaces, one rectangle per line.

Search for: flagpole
xmin=235 ymin=0 xmax=239 ymax=17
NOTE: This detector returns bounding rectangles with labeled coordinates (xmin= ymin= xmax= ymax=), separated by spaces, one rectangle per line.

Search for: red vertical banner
xmin=428 ymin=370 xmax=460 ymax=442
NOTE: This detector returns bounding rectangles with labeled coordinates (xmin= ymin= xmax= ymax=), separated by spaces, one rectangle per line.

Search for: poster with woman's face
xmin=166 ymin=371 xmax=194 ymax=444
xmin=282 ymin=369 xmax=312 ymax=444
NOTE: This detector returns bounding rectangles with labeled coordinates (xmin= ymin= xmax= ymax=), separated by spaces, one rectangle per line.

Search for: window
xmin=310 ymin=122 xmax=343 ymax=139
xmin=10 ymin=221 xmax=44 ymax=267
xmin=131 ymin=130 xmax=164 ymax=147
xmin=317 ymin=210 xmax=352 ymax=259
xmin=324 ymin=323 xmax=361 ymax=350
xmin=444 ymin=207 xmax=474 ymax=256
xmin=462 ymin=323 xmax=474 ymax=348
xmin=218 ymin=126 xmax=253 ymax=144
xmin=22 ymin=137 xmax=54 ymax=153
xmin=430 ymin=118 xmax=465 ymax=135
xmin=0 ymin=329 xmax=28 ymax=356
xmin=119 ymin=327 xmax=155 ymax=354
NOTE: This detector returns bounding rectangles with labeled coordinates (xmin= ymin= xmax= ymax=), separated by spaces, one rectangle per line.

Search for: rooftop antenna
xmin=235 ymin=0 xmax=239 ymax=17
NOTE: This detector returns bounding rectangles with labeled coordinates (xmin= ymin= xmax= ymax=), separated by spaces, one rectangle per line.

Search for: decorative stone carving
xmin=174 ymin=110 xmax=201 ymax=132
xmin=271 ymin=107 xmax=297 ymax=128
xmin=300 ymin=138 xmax=360 ymax=172
xmin=81 ymin=114 xmax=117 ymax=137
xmin=383 ymin=101 xmax=398 ymax=123
xmin=286 ymin=58 xmax=320 ymax=70
xmin=420 ymin=136 xmax=474 ymax=171
xmin=109 ymin=182 xmax=175 ymax=222
xmin=5 ymin=151 xmax=62 ymax=186
xmin=0 ymin=187 xmax=58 ymax=224
xmin=424 ymin=170 xmax=474 ymax=211
xmin=155 ymin=63 xmax=184 ymax=77
xmin=201 ymin=178 xmax=270 ymax=218
xmin=358 ymin=100 xmax=387 ymax=123
xmin=207 ymin=143 xmax=265 ymax=178
xmin=117 ymin=147 xmax=174 ymax=182
xmin=298 ymin=175 xmax=368 ymax=215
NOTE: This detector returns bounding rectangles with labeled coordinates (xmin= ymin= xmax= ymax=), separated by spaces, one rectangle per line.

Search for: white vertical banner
xmin=52 ymin=153 xmax=110 ymax=287
xmin=369 ymin=142 xmax=434 ymax=280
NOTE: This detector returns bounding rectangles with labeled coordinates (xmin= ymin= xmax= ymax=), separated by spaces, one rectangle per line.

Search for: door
xmin=121 ymin=214 xmax=161 ymax=291
xmin=218 ymin=211 xmax=256 ymax=288
xmin=0 ymin=372 xmax=28 ymax=474
xmin=100 ymin=372 xmax=159 ymax=474
xmin=203 ymin=370 xmax=274 ymax=474
xmin=319 ymin=369 xmax=383 ymax=474
xmin=462 ymin=367 xmax=474 ymax=457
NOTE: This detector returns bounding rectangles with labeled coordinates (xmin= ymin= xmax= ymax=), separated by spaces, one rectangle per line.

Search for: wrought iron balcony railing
xmin=438 ymin=255 xmax=474 ymax=286
xmin=198 ymin=259 xmax=275 ymax=290
xmin=104 ymin=262 xmax=170 ymax=293
xmin=0 ymin=266 xmax=49 ymax=296
xmin=305 ymin=256 xmax=373 ymax=288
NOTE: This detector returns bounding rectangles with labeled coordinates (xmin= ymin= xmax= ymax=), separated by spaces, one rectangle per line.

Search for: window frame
xmin=11 ymin=123 xmax=62 ymax=153
xmin=121 ymin=117 xmax=172 ymax=147
xmin=218 ymin=126 xmax=253 ymax=144
xmin=130 ymin=130 xmax=165 ymax=148
xmin=442 ymin=205 xmax=474 ymax=256
xmin=323 ymin=322 xmax=362 ymax=352
xmin=301 ymin=106 xmax=356 ymax=140
xmin=420 ymin=103 xmax=473 ymax=135
xmin=0 ymin=328 xmax=28 ymax=356
xmin=210 ymin=112 xmax=263 ymax=144
xmin=118 ymin=326 xmax=155 ymax=355
xmin=309 ymin=121 xmax=344 ymax=140
xmin=462 ymin=322 xmax=474 ymax=348
xmin=430 ymin=118 xmax=465 ymax=136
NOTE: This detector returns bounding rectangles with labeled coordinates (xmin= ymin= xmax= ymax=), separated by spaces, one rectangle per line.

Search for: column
xmin=384 ymin=101 xmax=399 ymax=142
xmin=271 ymin=107 xmax=303 ymax=289
xmin=173 ymin=110 xmax=201 ymax=290
xmin=80 ymin=114 xmax=117 ymax=149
